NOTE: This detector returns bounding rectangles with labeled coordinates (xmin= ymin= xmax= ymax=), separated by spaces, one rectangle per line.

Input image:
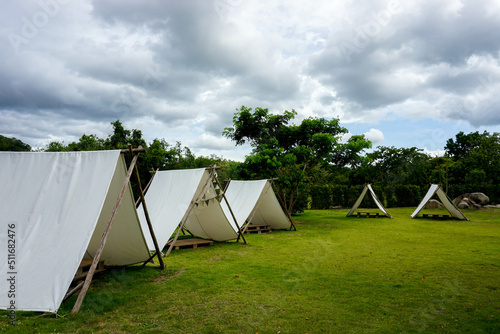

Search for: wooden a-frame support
xmin=71 ymin=146 xmax=164 ymax=315
xmin=135 ymin=168 xmax=159 ymax=208
xmin=164 ymin=166 xmax=247 ymax=258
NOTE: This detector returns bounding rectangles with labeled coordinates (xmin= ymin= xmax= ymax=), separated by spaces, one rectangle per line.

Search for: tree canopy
xmin=0 ymin=135 xmax=31 ymax=151
xmin=224 ymin=106 xmax=372 ymax=216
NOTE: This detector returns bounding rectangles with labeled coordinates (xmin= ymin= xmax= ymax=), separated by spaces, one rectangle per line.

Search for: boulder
xmin=425 ymin=199 xmax=444 ymax=209
xmin=469 ymin=193 xmax=490 ymax=205
xmin=457 ymin=199 xmax=470 ymax=209
xmin=453 ymin=192 xmax=489 ymax=209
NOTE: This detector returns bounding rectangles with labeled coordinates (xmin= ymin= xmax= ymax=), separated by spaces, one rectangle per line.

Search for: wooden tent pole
xmin=126 ymin=146 xmax=165 ymax=270
xmin=223 ymin=179 xmax=231 ymax=193
xmin=143 ymin=168 xmax=158 ymax=194
xmin=135 ymin=168 xmax=158 ymax=207
xmin=164 ymin=168 xmax=216 ymax=258
xmin=71 ymin=154 xmax=139 ymax=315
xmin=213 ymin=174 xmax=247 ymax=244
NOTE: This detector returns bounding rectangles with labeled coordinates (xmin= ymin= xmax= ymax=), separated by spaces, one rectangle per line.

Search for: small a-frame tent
xmin=0 ymin=150 xmax=160 ymax=314
xmin=137 ymin=167 xmax=244 ymax=256
xmin=346 ymin=184 xmax=392 ymax=218
xmin=411 ymin=184 xmax=468 ymax=220
xmin=221 ymin=179 xmax=295 ymax=232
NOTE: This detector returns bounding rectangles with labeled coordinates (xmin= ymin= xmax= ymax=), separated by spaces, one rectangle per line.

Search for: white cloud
xmin=363 ymin=128 xmax=384 ymax=145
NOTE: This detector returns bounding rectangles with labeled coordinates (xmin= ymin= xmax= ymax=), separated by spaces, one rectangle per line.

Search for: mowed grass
xmin=1 ymin=208 xmax=499 ymax=333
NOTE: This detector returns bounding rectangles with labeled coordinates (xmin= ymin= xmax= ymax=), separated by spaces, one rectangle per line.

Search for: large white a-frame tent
xmin=346 ymin=184 xmax=392 ymax=218
xmin=221 ymin=179 xmax=294 ymax=232
xmin=137 ymin=167 xmax=242 ymax=255
xmin=0 ymin=151 xmax=155 ymax=313
xmin=411 ymin=184 xmax=468 ymax=220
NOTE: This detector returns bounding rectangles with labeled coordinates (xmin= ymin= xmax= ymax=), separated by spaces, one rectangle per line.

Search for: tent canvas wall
xmin=221 ymin=179 xmax=293 ymax=231
xmin=411 ymin=184 xmax=468 ymax=220
xmin=137 ymin=168 xmax=239 ymax=251
xmin=0 ymin=151 xmax=151 ymax=313
xmin=346 ymin=184 xmax=392 ymax=218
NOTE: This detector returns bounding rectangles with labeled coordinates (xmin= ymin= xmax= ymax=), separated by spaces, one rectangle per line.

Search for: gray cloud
xmin=1 ymin=0 xmax=499 ymax=158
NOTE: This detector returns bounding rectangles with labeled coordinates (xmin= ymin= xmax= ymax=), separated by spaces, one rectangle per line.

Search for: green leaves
xmin=225 ymin=106 xmax=372 ymax=216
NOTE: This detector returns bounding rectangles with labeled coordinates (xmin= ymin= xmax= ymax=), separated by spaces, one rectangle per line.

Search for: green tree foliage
xmin=366 ymin=146 xmax=430 ymax=186
xmin=0 ymin=135 xmax=31 ymax=151
xmin=445 ymin=131 xmax=500 ymax=199
xmin=224 ymin=106 xmax=371 ymax=217
xmin=44 ymin=120 xmax=234 ymax=196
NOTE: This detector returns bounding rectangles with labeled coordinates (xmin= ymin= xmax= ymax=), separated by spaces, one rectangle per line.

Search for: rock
xmin=469 ymin=193 xmax=490 ymax=205
xmin=457 ymin=199 xmax=469 ymax=209
xmin=484 ymin=204 xmax=500 ymax=209
xmin=453 ymin=192 xmax=489 ymax=209
xmin=329 ymin=205 xmax=342 ymax=209
xmin=425 ymin=199 xmax=444 ymax=209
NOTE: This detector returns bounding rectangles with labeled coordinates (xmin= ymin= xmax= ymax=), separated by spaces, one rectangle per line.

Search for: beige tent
xmin=221 ymin=179 xmax=294 ymax=232
xmin=411 ymin=184 xmax=468 ymax=220
xmin=346 ymin=184 xmax=392 ymax=218
xmin=0 ymin=150 xmax=163 ymax=314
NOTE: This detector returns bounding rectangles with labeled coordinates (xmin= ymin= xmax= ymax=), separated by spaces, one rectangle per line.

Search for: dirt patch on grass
xmin=153 ymin=268 xmax=186 ymax=283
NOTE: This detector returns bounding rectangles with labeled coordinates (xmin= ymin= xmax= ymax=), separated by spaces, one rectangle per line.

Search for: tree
xmin=365 ymin=146 xmax=430 ymax=188
xmin=0 ymin=135 xmax=31 ymax=151
xmin=224 ymin=106 xmax=371 ymax=217
xmin=445 ymin=131 xmax=500 ymax=197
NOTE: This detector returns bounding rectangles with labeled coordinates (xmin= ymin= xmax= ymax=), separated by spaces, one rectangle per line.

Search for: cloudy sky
xmin=1 ymin=0 xmax=499 ymax=160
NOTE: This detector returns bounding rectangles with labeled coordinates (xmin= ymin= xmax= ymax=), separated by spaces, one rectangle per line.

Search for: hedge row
xmin=309 ymin=184 xmax=499 ymax=209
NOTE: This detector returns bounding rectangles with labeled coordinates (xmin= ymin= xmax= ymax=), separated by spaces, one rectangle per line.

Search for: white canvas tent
xmin=411 ymin=184 xmax=468 ymax=220
xmin=0 ymin=150 xmax=156 ymax=313
xmin=346 ymin=184 xmax=392 ymax=218
xmin=221 ymin=179 xmax=294 ymax=232
xmin=137 ymin=167 xmax=243 ymax=256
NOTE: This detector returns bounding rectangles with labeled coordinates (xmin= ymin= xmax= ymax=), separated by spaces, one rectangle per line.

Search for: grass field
xmin=1 ymin=208 xmax=499 ymax=333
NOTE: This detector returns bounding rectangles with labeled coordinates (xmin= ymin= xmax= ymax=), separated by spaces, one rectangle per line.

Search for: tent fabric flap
xmin=221 ymin=179 xmax=292 ymax=230
xmin=138 ymin=168 xmax=239 ymax=247
xmin=137 ymin=168 xmax=207 ymax=250
xmin=183 ymin=170 xmax=239 ymax=241
xmin=84 ymin=155 xmax=151 ymax=266
xmin=0 ymin=151 xmax=122 ymax=313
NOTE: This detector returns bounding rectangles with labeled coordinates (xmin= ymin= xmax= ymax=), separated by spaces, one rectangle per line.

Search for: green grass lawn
xmin=1 ymin=208 xmax=499 ymax=333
